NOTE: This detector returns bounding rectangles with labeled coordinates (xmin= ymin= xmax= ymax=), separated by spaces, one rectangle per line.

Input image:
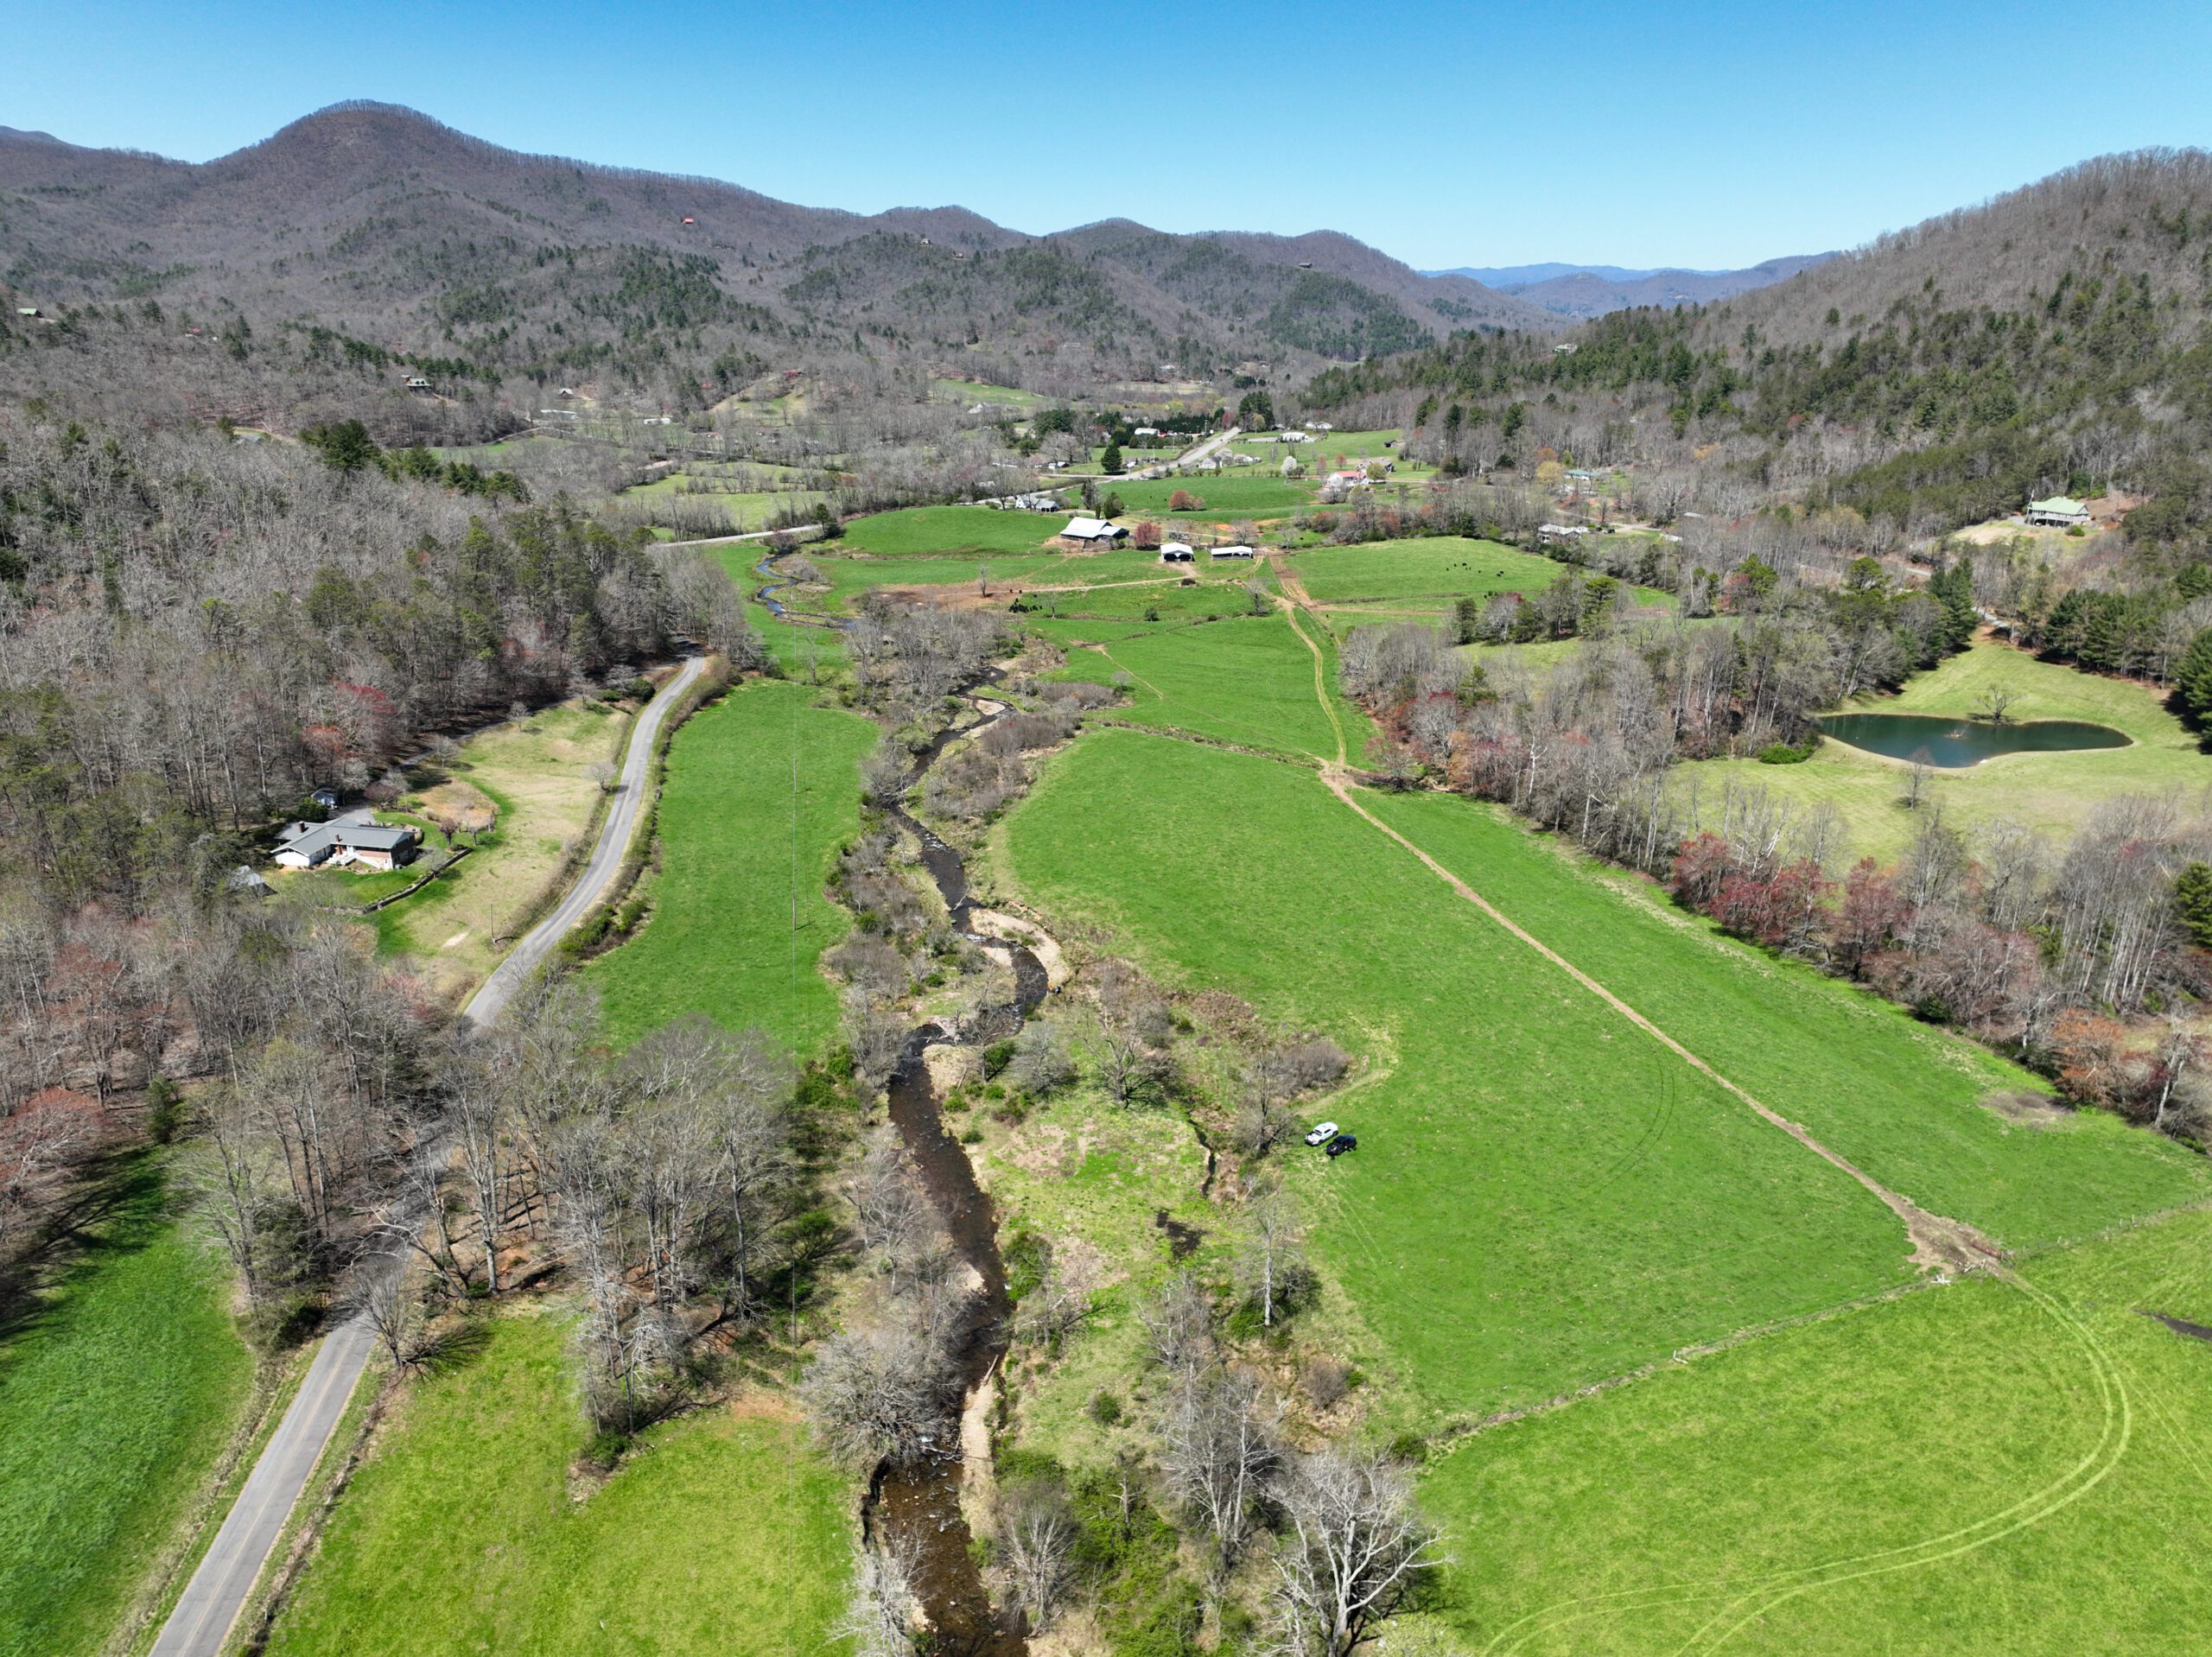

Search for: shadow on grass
xmin=0 ymin=1145 xmax=169 ymax=1351
xmin=414 ymin=1317 xmax=495 ymax=1377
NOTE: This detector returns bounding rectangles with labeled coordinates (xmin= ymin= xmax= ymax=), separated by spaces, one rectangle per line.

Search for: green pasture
xmin=1365 ymin=790 xmax=2206 ymax=1248
xmin=1026 ymin=578 xmax=1260 ymax=626
xmin=1424 ymin=1207 xmax=2212 ymax=1655
xmin=264 ymin=1311 xmax=847 ymax=1657
xmin=1109 ymin=474 xmax=1317 ymax=516
xmin=1287 ymin=537 xmax=1669 ymax=612
xmin=837 ymin=505 xmax=1066 ymax=558
xmin=1680 ymin=642 xmax=2209 ymax=862
xmin=1003 ymin=730 xmax=1918 ymax=1419
xmin=1046 ymin=613 xmax=1358 ymax=761
xmin=584 ymin=679 xmax=874 ymax=1051
xmin=0 ymin=1155 xmax=253 ymax=1657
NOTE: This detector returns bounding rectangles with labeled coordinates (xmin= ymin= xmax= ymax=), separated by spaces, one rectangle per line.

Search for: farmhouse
xmin=273 ymin=819 xmax=420 ymax=872
xmin=1538 ymin=523 xmax=1592 ymax=543
xmin=1058 ymin=515 xmax=1129 ymax=546
xmin=2025 ymin=494 xmax=2091 ymax=528
xmin=1160 ymin=543 xmax=1195 ymax=562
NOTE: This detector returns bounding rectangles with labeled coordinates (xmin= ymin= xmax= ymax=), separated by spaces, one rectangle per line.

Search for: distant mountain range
xmin=1425 ymin=255 xmax=1837 ymax=319
xmin=0 ymin=102 xmax=1555 ymax=403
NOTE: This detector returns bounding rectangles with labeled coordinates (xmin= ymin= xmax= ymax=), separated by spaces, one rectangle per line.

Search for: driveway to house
xmin=148 ymin=654 xmax=706 ymax=1657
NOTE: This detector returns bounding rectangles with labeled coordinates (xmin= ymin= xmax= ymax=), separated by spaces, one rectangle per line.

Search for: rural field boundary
xmin=1274 ymin=568 xmax=1996 ymax=1272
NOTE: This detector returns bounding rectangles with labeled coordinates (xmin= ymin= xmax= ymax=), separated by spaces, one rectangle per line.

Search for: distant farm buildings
xmin=2025 ymin=495 xmax=2091 ymax=528
xmin=1058 ymin=515 xmax=1129 ymax=547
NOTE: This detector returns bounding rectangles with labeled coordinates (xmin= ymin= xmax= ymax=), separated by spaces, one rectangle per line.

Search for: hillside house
xmin=1538 ymin=523 xmax=1592 ymax=544
xmin=404 ymin=375 xmax=432 ymax=392
xmin=2025 ymin=495 xmax=2091 ymax=528
xmin=1058 ymin=515 xmax=1128 ymax=547
xmin=273 ymin=819 xmax=420 ymax=872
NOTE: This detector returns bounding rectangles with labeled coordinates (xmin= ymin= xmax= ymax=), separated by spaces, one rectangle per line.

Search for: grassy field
xmin=931 ymin=377 xmax=1046 ymax=407
xmin=0 ymin=1154 xmax=253 ymax=1657
xmin=1107 ymin=474 xmax=1317 ymax=516
xmin=1001 ymin=727 xmax=2207 ymax=1421
xmin=1423 ymin=1206 xmax=2212 ymax=1654
xmin=838 ymin=505 xmax=1065 ymax=558
xmin=377 ymin=701 xmax=626 ymax=1005
xmin=264 ymin=1310 xmax=848 ymax=1656
xmin=1365 ymin=789 xmax=2206 ymax=1249
xmin=1004 ymin=730 xmax=1921 ymax=1419
xmin=584 ymin=678 xmax=875 ymax=1051
xmin=1286 ymin=537 xmax=1672 ymax=618
xmin=1047 ymin=613 xmax=1360 ymax=762
xmin=1681 ymin=641 xmax=2209 ymax=861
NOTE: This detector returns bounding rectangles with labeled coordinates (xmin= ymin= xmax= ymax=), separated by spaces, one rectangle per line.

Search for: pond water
xmin=1817 ymin=711 xmax=2131 ymax=767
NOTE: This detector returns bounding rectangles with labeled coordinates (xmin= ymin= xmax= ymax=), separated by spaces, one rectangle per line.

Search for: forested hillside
xmin=1306 ymin=149 xmax=2212 ymax=558
xmin=0 ymin=103 xmax=1543 ymax=435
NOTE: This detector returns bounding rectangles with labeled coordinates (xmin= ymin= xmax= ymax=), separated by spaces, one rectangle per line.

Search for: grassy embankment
xmin=264 ymin=1313 xmax=847 ymax=1656
xmin=274 ymin=676 xmax=874 ymax=1651
xmin=1683 ymin=640 xmax=2208 ymax=860
xmin=1424 ymin=1207 xmax=2212 ymax=1654
xmin=583 ymin=676 xmax=876 ymax=1050
xmin=372 ymin=700 xmax=626 ymax=1004
xmin=0 ymin=1154 xmax=253 ymax=1657
xmin=1044 ymin=611 xmax=1362 ymax=763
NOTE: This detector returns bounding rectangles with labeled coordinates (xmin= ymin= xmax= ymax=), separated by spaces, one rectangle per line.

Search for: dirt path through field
xmin=1268 ymin=559 xmax=1994 ymax=1272
xmin=1268 ymin=562 xmax=1347 ymax=765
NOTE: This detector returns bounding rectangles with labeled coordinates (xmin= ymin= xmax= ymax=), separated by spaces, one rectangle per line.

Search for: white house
xmin=1059 ymin=515 xmax=1129 ymax=545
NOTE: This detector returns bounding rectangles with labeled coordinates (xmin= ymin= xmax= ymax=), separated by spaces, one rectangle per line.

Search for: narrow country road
xmin=461 ymin=652 xmax=706 ymax=1031
xmin=148 ymin=653 xmax=707 ymax=1657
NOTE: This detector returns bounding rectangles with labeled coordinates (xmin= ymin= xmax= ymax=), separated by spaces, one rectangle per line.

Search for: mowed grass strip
xmin=1047 ymin=613 xmax=1361 ymax=761
xmin=1365 ymin=790 xmax=2208 ymax=1248
xmin=1003 ymin=730 xmax=1913 ymax=1416
xmin=264 ymin=1311 xmax=847 ymax=1656
xmin=1287 ymin=537 xmax=1669 ymax=610
xmin=1422 ymin=1208 xmax=2212 ymax=1656
xmin=378 ymin=701 xmax=623 ymax=1003
xmin=585 ymin=679 xmax=874 ymax=1050
xmin=0 ymin=1154 xmax=253 ymax=1657
xmin=1679 ymin=641 xmax=2210 ymax=860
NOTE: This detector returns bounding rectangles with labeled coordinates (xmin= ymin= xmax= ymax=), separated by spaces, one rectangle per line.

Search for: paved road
xmin=147 ymin=655 xmax=706 ymax=1657
xmin=460 ymin=652 xmax=705 ymax=1032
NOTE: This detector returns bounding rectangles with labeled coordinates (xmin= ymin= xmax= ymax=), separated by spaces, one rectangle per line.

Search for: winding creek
xmin=866 ymin=700 xmax=1046 ymax=1657
xmin=762 ymin=543 xmax=1039 ymax=1653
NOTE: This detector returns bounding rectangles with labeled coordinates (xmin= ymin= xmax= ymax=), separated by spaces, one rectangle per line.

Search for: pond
xmin=1817 ymin=711 xmax=2131 ymax=767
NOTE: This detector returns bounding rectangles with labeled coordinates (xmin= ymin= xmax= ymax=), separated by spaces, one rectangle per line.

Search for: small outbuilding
xmin=1210 ymin=544 xmax=1255 ymax=560
xmin=1160 ymin=543 xmax=1195 ymax=563
xmin=225 ymin=866 xmax=275 ymax=899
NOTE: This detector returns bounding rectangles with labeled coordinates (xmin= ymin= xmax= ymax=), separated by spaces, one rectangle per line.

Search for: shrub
xmin=1758 ymin=738 xmax=1819 ymax=765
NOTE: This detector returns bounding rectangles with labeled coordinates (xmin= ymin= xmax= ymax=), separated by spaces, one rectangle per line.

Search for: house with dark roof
xmin=273 ymin=819 xmax=420 ymax=872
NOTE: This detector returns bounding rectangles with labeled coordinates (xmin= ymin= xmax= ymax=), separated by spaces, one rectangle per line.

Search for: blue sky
xmin=5 ymin=0 xmax=2209 ymax=270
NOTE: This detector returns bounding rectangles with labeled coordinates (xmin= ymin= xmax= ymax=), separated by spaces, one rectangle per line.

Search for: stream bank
xmin=858 ymin=691 xmax=1052 ymax=1657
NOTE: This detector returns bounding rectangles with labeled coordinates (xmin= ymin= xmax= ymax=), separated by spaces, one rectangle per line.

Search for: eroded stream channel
xmin=859 ymin=694 xmax=1047 ymax=1656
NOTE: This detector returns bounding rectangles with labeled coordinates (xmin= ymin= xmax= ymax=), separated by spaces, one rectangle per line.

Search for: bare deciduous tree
xmin=1267 ymin=1449 xmax=1442 ymax=1657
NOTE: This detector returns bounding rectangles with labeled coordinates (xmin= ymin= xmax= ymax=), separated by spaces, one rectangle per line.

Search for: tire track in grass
xmin=1274 ymin=575 xmax=2138 ymax=1653
xmin=1474 ymin=1267 xmax=2133 ymax=1655
xmin=1319 ymin=767 xmax=1996 ymax=1275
